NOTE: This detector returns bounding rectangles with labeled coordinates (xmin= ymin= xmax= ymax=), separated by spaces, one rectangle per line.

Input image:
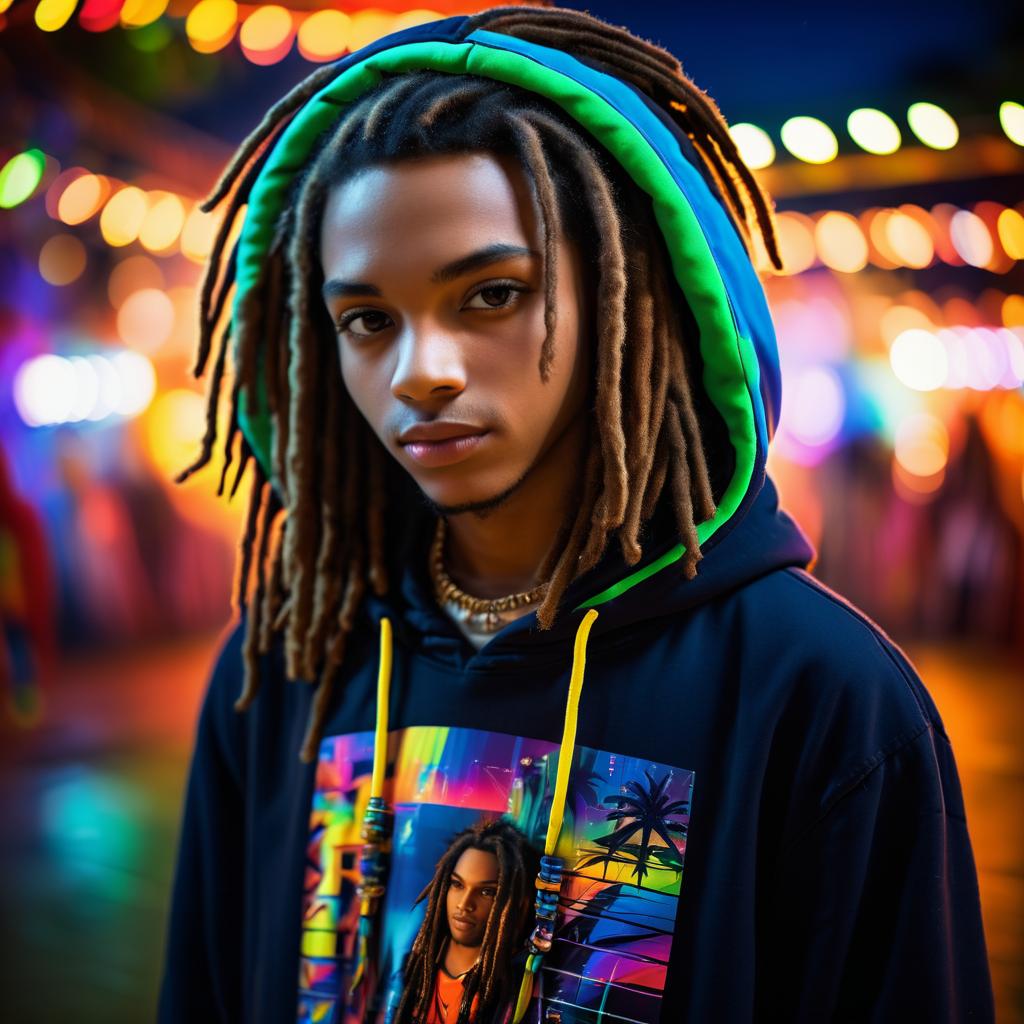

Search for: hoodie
xmin=158 ymin=14 xmax=994 ymax=1024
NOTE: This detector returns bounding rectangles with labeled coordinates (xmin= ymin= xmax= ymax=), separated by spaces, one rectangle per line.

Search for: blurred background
xmin=0 ymin=1 xmax=1021 ymax=1020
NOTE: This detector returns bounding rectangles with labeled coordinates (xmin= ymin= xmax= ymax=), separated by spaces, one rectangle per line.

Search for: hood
xmin=228 ymin=13 xmax=814 ymax=661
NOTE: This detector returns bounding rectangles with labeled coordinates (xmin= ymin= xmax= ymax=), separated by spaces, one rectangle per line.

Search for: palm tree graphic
xmin=578 ymin=767 xmax=688 ymax=884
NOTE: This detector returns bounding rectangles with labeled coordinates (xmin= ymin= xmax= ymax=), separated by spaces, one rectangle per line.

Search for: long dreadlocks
xmin=394 ymin=819 xmax=540 ymax=1024
xmin=179 ymin=5 xmax=783 ymax=764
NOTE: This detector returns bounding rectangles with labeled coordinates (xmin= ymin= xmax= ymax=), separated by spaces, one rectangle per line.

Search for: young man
xmin=159 ymin=7 xmax=995 ymax=1023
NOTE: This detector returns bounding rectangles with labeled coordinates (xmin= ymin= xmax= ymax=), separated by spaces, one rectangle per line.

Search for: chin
xmin=415 ymin=468 xmax=528 ymax=517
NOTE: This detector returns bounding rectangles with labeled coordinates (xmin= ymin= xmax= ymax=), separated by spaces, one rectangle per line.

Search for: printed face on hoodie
xmin=319 ymin=151 xmax=592 ymax=514
xmin=445 ymin=847 xmax=499 ymax=948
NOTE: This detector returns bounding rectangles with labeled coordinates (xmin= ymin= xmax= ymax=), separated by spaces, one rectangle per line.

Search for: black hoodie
xmin=158 ymin=15 xmax=994 ymax=1024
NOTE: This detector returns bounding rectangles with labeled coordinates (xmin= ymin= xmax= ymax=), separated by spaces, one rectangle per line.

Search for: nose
xmin=390 ymin=322 xmax=466 ymax=404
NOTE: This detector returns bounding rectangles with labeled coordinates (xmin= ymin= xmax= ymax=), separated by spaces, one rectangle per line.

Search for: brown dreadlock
xmin=393 ymin=818 xmax=540 ymax=1024
xmin=179 ymin=6 xmax=783 ymax=764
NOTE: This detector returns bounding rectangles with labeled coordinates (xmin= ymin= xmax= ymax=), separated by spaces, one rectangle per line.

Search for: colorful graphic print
xmin=297 ymin=726 xmax=694 ymax=1024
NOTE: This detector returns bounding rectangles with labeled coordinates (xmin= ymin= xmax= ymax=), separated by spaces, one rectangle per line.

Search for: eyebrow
xmin=450 ymin=872 xmax=499 ymax=886
xmin=321 ymin=242 xmax=539 ymax=300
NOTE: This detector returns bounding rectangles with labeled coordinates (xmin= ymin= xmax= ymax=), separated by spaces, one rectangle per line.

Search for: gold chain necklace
xmin=429 ymin=518 xmax=548 ymax=632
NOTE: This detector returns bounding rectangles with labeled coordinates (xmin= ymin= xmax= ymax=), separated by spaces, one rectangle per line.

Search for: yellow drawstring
xmin=370 ymin=617 xmax=393 ymax=799
xmin=350 ymin=617 xmax=394 ymax=997
xmin=513 ymin=609 xmax=599 ymax=1023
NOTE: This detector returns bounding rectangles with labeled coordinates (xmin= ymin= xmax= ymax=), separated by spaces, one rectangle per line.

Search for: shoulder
xmin=726 ymin=566 xmax=945 ymax=736
xmin=730 ymin=567 xmax=959 ymax=824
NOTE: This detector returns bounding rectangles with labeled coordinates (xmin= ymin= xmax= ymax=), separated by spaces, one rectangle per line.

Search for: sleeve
xmin=157 ymin=623 xmax=248 ymax=1023
xmin=756 ymin=719 xmax=995 ymax=1023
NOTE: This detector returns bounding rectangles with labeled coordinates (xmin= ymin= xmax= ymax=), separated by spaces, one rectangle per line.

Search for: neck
xmin=443 ymin=414 xmax=587 ymax=598
xmin=443 ymin=936 xmax=480 ymax=977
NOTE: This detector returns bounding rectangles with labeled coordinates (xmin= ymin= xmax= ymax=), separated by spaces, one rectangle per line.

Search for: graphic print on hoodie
xmin=158 ymin=13 xmax=995 ymax=1024
xmin=298 ymin=727 xmax=695 ymax=1023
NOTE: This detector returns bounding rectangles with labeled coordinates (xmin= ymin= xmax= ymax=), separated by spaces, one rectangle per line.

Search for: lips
xmin=398 ymin=421 xmax=487 ymax=444
xmin=398 ymin=424 xmax=490 ymax=469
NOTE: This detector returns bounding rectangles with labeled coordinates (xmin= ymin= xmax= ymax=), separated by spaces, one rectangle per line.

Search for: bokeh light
xmin=297 ymin=8 xmax=351 ymax=62
xmin=108 ymin=254 xmax=164 ymax=308
xmin=894 ymin=412 xmax=949 ymax=477
xmin=906 ymin=102 xmax=959 ymax=150
xmin=949 ymin=209 xmax=994 ymax=267
xmin=138 ymin=192 xmax=186 ymax=253
xmin=0 ymin=149 xmax=46 ymax=209
xmin=141 ymin=388 xmax=208 ymax=481
xmin=347 ymin=9 xmax=396 ymax=51
xmin=774 ymin=212 xmax=817 ymax=275
xmin=12 ymin=350 xmax=155 ymax=425
xmin=56 ymin=172 xmax=110 ymax=225
xmin=14 ymin=355 xmax=77 ymax=426
xmin=117 ymin=288 xmax=175 ymax=350
xmin=780 ymin=116 xmax=839 ymax=164
xmin=1003 ymin=294 xmax=1024 ymax=327
xmin=120 ymin=0 xmax=168 ymax=28
xmin=884 ymin=210 xmax=934 ymax=268
xmin=239 ymin=4 xmax=294 ymax=65
xmin=999 ymin=101 xmax=1024 ymax=146
xmin=79 ymin=0 xmax=125 ymax=33
xmin=39 ymin=234 xmax=87 ymax=286
xmin=846 ymin=107 xmax=901 ymax=155
xmin=880 ymin=304 xmax=934 ymax=345
xmin=786 ymin=366 xmax=846 ymax=446
xmin=889 ymin=329 xmax=948 ymax=391
xmin=186 ymin=0 xmax=238 ymax=54
xmin=180 ymin=204 xmax=219 ymax=263
xmin=34 ymin=0 xmax=76 ymax=32
xmin=728 ymin=123 xmax=775 ymax=170
xmin=100 ymin=186 xmax=149 ymax=247
xmin=814 ymin=211 xmax=868 ymax=273
xmin=109 ymin=350 xmax=157 ymax=415
xmin=996 ymin=208 xmax=1024 ymax=260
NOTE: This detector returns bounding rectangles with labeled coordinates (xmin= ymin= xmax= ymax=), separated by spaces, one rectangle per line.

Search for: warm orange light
xmin=180 ymin=204 xmax=220 ymax=263
xmin=348 ymin=9 xmax=395 ymax=51
xmin=996 ymin=207 xmax=1024 ymax=260
xmin=139 ymin=191 xmax=186 ymax=253
xmin=240 ymin=4 xmax=294 ymax=64
xmin=39 ymin=234 xmax=87 ymax=286
xmin=884 ymin=210 xmax=934 ymax=269
xmin=1003 ymin=294 xmax=1024 ymax=328
xmin=108 ymin=254 xmax=164 ymax=308
xmin=879 ymin=304 xmax=934 ymax=346
xmin=186 ymin=0 xmax=237 ymax=54
xmin=894 ymin=413 xmax=949 ymax=477
xmin=57 ymin=172 xmax=110 ymax=225
xmin=773 ymin=212 xmax=817 ymax=275
xmin=813 ymin=211 xmax=868 ymax=273
xmin=100 ymin=186 xmax=149 ymax=247
xmin=117 ymin=287 xmax=175 ymax=350
xmin=297 ymin=8 xmax=350 ymax=62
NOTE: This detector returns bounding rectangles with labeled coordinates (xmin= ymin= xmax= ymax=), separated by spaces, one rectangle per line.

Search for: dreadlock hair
xmin=181 ymin=5 xmax=783 ymax=764
xmin=393 ymin=818 xmax=541 ymax=1024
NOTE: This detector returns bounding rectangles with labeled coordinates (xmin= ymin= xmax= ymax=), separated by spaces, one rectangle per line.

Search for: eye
xmin=464 ymin=280 xmax=529 ymax=311
xmin=334 ymin=308 xmax=392 ymax=338
xmin=449 ymin=879 xmax=463 ymax=890
xmin=481 ymin=888 xmax=497 ymax=899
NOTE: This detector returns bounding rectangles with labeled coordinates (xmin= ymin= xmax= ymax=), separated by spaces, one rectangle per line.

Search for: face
xmin=445 ymin=847 xmax=500 ymax=948
xmin=319 ymin=151 xmax=592 ymax=514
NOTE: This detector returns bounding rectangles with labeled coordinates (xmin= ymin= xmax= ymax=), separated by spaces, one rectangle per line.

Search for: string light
xmin=729 ymin=123 xmax=775 ymax=169
xmin=847 ymin=108 xmax=901 ymax=155
xmin=780 ymin=116 xmax=839 ymax=164
xmin=907 ymin=102 xmax=959 ymax=150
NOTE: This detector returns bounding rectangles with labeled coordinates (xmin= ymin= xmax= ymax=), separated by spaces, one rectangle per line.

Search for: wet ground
xmin=0 ymin=631 xmax=1020 ymax=1022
